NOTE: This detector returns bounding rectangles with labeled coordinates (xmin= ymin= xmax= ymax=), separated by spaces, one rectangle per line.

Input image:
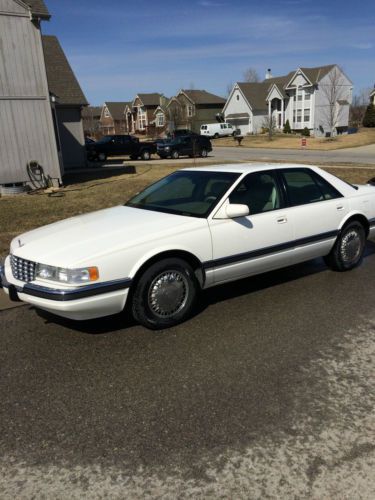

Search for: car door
xmin=181 ymin=137 xmax=193 ymax=156
xmin=207 ymin=170 xmax=295 ymax=284
xmin=280 ymin=167 xmax=350 ymax=262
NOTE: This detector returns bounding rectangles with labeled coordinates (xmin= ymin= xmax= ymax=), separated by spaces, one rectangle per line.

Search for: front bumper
xmin=1 ymin=259 xmax=131 ymax=320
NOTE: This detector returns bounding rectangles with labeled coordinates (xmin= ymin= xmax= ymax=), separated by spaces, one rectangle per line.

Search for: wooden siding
xmin=0 ymin=6 xmax=61 ymax=184
xmin=56 ymin=107 xmax=86 ymax=168
xmin=0 ymin=0 xmax=28 ymax=16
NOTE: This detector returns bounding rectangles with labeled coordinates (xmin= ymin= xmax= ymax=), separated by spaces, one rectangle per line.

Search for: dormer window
xmin=104 ymin=107 xmax=110 ymax=118
xmin=236 ymin=94 xmax=240 ymax=101
xmin=187 ymin=105 xmax=194 ymax=117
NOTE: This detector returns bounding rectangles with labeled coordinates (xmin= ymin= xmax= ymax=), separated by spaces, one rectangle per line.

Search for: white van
xmin=200 ymin=122 xmax=234 ymax=138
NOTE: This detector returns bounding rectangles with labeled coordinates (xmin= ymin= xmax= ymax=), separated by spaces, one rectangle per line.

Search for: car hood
xmin=11 ymin=206 xmax=207 ymax=267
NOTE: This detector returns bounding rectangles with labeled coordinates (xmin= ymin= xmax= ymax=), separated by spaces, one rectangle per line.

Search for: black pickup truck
xmin=86 ymin=135 xmax=157 ymax=161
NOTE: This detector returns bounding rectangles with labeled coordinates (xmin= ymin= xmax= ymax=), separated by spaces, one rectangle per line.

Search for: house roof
xmin=104 ymin=102 xmax=129 ymax=120
xmin=235 ymin=65 xmax=338 ymax=111
xmin=136 ymin=93 xmax=163 ymax=107
xmin=181 ymin=89 xmax=226 ymax=105
xmin=297 ymin=65 xmax=336 ymax=85
xmin=23 ymin=0 xmax=50 ymax=18
xmin=82 ymin=106 xmax=102 ymax=118
xmin=237 ymin=82 xmax=272 ymax=112
xmin=42 ymin=35 xmax=88 ymax=106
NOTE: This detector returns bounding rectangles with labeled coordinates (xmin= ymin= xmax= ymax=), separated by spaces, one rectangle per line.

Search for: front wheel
xmin=98 ymin=152 xmax=107 ymax=162
xmin=200 ymin=148 xmax=208 ymax=158
xmin=131 ymin=258 xmax=198 ymax=329
xmin=324 ymin=221 xmax=366 ymax=271
xmin=141 ymin=150 xmax=151 ymax=161
xmin=171 ymin=150 xmax=179 ymax=159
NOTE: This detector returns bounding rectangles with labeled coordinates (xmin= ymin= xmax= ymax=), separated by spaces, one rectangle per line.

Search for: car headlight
xmin=36 ymin=264 xmax=99 ymax=284
xmin=164 ymin=146 xmax=170 ymax=151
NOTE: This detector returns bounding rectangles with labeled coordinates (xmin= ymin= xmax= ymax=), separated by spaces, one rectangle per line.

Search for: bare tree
xmin=262 ymin=114 xmax=277 ymax=141
xmin=350 ymin=87 xmax=372 ymax=127
xmin=319 ymin=66 xmax=349 ymax=137
xmin=167 ymin=101 xmax=184 ymax=133
xmin=226 ymin=82 xmax=234 ymax=97
xmin=243 ymin=67 xmax=261 ymax=83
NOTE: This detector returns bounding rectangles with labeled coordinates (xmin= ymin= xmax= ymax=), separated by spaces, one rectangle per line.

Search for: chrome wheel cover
xmin=148 ymin=270 xmax=189 ymax=318
xmin=340 ymin=229 xmax=362 ymax=264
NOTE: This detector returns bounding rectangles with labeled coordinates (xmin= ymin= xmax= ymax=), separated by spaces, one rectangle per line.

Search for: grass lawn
xmin=1 ymin=161 xmax=375 ymax=259
xmin=213 ymin=127 xmax=375 ymax=150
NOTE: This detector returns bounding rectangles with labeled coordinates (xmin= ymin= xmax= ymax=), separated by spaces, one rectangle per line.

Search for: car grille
xmin=10 ymin=255 xmax=36 ymax=282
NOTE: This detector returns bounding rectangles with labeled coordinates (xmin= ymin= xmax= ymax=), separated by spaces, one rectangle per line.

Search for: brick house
xmin=130 ymin=93 xmax=169 ymax=135
xmin=99 ymin=102 xmax=129 ymax=135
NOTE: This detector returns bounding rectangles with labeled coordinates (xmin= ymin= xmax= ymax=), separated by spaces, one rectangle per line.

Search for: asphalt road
xmin=212 ymin=143 xmax=375 ymax=165
xmin=1 ymin=247 xmax=375 ymax=498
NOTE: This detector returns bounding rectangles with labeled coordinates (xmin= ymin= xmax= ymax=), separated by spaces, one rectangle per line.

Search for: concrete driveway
xmin=1 ymin=246 xmax=375 ymax=498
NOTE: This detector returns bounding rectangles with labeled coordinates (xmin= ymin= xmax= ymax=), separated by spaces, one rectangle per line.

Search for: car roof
xmin=183 ymin=163 xmax=318 ymax=174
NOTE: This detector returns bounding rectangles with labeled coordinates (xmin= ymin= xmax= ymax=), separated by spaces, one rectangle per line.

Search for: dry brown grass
xmin=1 ymin=161 xmax=375 ymax=260
xmin=214 ymin=128 xmax=375 ymax=150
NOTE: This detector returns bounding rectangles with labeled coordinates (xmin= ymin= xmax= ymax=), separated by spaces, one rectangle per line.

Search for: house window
xmin=236 ymin=94 xmax=240 ymax=101
xmin=304 ymin=109 xmax=310 ymax=122
xmin=187 ymin=105 xmax=194 ymax=117
xmin=304 ymin=90 xmax=311 ymax=101
xmin=138 ymin=107 xmax=147 ymax=130
xmin=104 ymin=107 xmax=110 ymax=118
xmin=293 ymin=109 xmax=303 ymax=123
xmin=156 ymin=113 xmax=165 ymax=127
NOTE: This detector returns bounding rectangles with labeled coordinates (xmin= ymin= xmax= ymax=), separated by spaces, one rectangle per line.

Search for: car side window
xmin=229 ymin=171 xmax=281 ymax=215
xmin=282 ymin=169 xmax=340 ymax=206
xmin=313 ymin=173 xmax=343 ymax=200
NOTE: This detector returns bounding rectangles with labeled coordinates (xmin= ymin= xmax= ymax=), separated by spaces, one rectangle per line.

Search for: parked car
xmin=2 ymin=163 xmax=375 ymax=330
xmin=157 ymin=135 xmax=212 ymax=159
xmin=86 ymin=135 xmax=156 ymax=161
xmin=200 ymin=122 xmax=235 ymax=138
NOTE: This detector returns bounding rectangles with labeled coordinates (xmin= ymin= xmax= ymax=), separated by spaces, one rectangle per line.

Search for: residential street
xmin=1 ymin=246 xmax=375 ymax=498
xmin=212 ymin=143 xmax=375 ymax=165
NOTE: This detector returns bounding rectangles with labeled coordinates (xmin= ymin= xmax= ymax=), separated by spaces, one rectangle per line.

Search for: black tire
xmin=214 ymin=133 xmax=219 ymax=139
xmin=131 ymin=258 xmax=198 ymax=329
xmin=98 ymin=152 xmax=107 ymax=162
xmin=141 ymin=150 xmax=151 ymax=161
xmin=171 ymin=150 xmax=179 ymax=160
xmin=200 ymin=148 xmax=208 ymax=158
xmin=324 ymin=221 xmax=366 ymax=271
xmin=130 ymin=154 xmax=138 ymax=160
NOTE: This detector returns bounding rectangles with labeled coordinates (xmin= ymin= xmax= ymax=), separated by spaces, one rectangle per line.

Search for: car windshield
xmin=126 ymin=171 xmax=240 ymax=217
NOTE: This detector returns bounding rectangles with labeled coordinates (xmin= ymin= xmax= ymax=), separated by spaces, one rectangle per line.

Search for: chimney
xmin=265 ymin=68 xmax=272 ymax=80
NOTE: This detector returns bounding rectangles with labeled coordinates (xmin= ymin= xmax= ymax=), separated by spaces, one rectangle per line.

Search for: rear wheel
xmin=214 ymin=133 xmax=219 ymax=139
xmin=141 ymin=150 xmax=151 ymax=161
xmin=98 ymin=152 xmax=107 ymax=162
xmin=324 ymin=221 xmax=366 ymax=271
xmin=171 ymin=150 xmax=179 ymax=159
xmin=132 ymin=258 xmax=198 ymax=329
xmin=130 ymin=154 xmax=138 ymax=160
xmin=200 ymin=148 xmax=208 ymax=158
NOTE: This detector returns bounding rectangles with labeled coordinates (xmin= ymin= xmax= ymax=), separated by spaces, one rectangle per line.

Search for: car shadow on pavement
xmin=35 ymin=241 xmax=375 ymax=335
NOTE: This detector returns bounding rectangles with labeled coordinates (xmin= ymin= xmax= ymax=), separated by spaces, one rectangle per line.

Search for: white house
xmin=223 ymin=65 xmax=353 ymax=137
xmin=370 ymin=88 xmax=375 ymax=105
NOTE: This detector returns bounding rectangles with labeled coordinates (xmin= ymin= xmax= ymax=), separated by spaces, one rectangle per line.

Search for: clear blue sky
xmin=42 ymin=0 xmax=375 ymax=106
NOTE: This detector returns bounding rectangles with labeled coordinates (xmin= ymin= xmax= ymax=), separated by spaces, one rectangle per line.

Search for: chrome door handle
xmin=277 ymin=217 xmax=287 ymax=224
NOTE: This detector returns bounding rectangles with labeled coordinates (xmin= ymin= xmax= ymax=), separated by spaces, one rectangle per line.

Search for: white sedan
xmin=1 ymin=163 xmax=375 ymax=329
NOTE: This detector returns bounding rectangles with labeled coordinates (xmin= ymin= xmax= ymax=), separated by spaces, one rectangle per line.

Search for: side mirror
xmin=225 ymin=203 xmax=249 ymax=218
